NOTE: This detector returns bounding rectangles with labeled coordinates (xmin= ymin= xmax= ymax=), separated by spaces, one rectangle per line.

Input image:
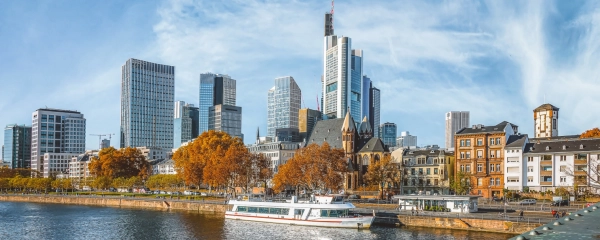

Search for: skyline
xmin=1 ymin=0 xmax=600 ymax=151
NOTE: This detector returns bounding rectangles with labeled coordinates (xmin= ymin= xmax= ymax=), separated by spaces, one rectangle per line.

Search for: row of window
xmin=459 ymin=137 xmax=502 ymax=147
xmin=459 ymin=163 xmax=502 ymax=173
xmin=459 ymin=150 xmax=503 ymax=159
xmin=408 ymin=168 xmax=443 ymax=175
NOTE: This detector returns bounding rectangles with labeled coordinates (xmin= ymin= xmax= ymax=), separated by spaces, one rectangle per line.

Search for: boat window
xmin=248 ymin=207 xmax=258 ymax=213
xmin=237 ymin=206 xmax=247 ymax=212
xmin=269 ymin=208 xmax=281 ymax=215
xmin=281 ymin=208 xmax=290 ymax=215
xmin=294 ymin=209 xmax=305 ymax=216
xmin=259 ymin=207 xmax=269 ymax=214
xmin=320 ymin=209 xmax=348 ymax=217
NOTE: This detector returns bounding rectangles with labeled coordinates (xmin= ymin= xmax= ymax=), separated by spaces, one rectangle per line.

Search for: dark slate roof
xmin=505 ymin=134 xmax=528 ymax=148
xmin=523 ymin=138 xmax=600 ymax=154
xmin=306 ymin=118 xmax=346 ymax=149
xmin=358 ymin=138 xmax=388 ymax=153
xmin=529 ymin=135 xmax=580 ymax=142
xmin=534 ymin=103 xmax=559 ymax=111
xmin=403 ymin=149 xmax=446 ymax=157
xmin=456 ymin=121 xmax=513 ymax=135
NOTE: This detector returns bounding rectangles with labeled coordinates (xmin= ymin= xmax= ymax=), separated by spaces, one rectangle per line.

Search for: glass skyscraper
xmin=199 ymin=73 xmax=236 ymax=134
xmin=120 ymin=58 xmax=174 ymax=149
xmin=361 ymin=76 xmax=371 ymax=121
xmin=350 ymin=50 xmax=363 ymax=123
xmin=370 ymin=85 xmax=380 ymax=138
xmin=267 ymin=76 xmax=301 ymax=138
xmin=174 ymin=101 xmax=199 ymax=148
xmin=3 ymin=124 xmax=31 ymax=169
xmin=379 ymin=122 xmax=397 ymax=148
xmin=209 ymin=105 xmax=243 ymax=140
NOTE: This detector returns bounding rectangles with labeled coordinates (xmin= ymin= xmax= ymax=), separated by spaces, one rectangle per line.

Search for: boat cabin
xmin=393 ymin=195 xmax=481 ymax=213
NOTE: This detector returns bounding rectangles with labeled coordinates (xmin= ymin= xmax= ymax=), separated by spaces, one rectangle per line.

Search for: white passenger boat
xmin=225 ymin=195 xmax=374 ymax=229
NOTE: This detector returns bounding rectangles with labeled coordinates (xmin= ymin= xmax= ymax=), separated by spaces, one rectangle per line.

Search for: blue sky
xmin=1 ymin=0 xmax=599 ymax=152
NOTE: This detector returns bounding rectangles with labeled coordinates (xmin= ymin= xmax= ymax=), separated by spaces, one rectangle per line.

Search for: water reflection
xmin=0 ymin=202 xmax=515 ymax=240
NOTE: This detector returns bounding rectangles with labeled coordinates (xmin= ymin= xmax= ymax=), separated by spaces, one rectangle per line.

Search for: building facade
xmin=199 ymin=73 xmax=236 ymax=134
xmin=31 ymin=108 xmax=86 ymax=177
xmin=369 ymin=84 xmax=380 ymax=138
xmin=361 ymin=76 xmax=371 ymax=121
xmin=350 ymin=49 xmax=363 ymax=123
xmin=323 ymin=33 xmax=352 ymax=120
xmin=151 ymin=158 xmax=176 ymax=175
xmin=397 ymin=131 xmax=417 ymax=148
xmin=267 ymin=76 xmax=301 ymax=138
xmin=445 ymin=111 xmax=470 ymax=150
xmin=209 ymin=105 xmax=243 ymax=140
xmin=503 ymin=134 xmax=529 ymax=191
xmin=399 ymin=149 xmax=452 ymax=195
xmin=68 ymin=150 xmax=98 ymax=179
xmin=3 ymin=124 xmax=32 ymax=169
xmin=247 ymin=140 xmax=303 ymax=175
xmin=120 ymin=58 xmax=174 ymax=149
xmin=298 ymin=108 xmax=322 ymax=141
xmin=379 ymin=122 xmax=397 ymax=148
xmin=454 ymin=122 xmax=519 ymax=198
xmin=174 ymin=101 xmax=199 ymax=148
xmin=533 ymin=103 xmax=559 ymax=138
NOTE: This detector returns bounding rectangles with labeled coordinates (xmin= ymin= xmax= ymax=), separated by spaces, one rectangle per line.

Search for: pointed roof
xmin=341 ymin=110 xmax=355 ymax=132
xmin=358 ymin=116 xmax=372 ymax=134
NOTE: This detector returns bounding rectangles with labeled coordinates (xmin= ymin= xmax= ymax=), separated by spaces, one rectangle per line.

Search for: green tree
xmin=450 ymin=171 xmax=473 ymax=195
xmin=91 ymin=176 xmax=112 ymax=191
xmin=364 ymin=155 xmax=400 ymax=199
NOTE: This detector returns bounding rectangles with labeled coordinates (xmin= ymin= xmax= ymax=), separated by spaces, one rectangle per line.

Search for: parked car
xmin=551 ymin=199 xmax=570 ymax=206
xmin=200 ymin=192 xmax=208 ymax=196
xmin=348 ymin=194 xmax=361 ymax=200
xmin=184 ymin=190 xmax=193 ymax=195
xmin=518 ymin=199 xmax=537 ymax=205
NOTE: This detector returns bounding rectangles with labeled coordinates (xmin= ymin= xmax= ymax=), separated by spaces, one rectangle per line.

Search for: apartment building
xmin=400 ymin=149 xmax=453 ymax=195
xmin=454 ymin=121 xmax=519 ymax=198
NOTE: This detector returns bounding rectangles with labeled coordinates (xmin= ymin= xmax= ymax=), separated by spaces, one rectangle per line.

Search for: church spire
xmin=341 ymin=108 xmax=355 ymax=132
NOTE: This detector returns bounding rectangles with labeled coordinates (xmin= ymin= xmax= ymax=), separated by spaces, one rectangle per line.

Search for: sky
xmin=1 ymin=0 xmax=600 ymax=154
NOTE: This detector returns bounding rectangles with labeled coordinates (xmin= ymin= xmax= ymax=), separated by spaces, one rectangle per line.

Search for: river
xmin=0 ymin=202 xmax=515 ymax=239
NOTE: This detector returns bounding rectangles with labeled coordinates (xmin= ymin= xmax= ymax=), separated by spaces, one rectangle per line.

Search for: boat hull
xmin=225 ymin=212 xmax=373 ymax=229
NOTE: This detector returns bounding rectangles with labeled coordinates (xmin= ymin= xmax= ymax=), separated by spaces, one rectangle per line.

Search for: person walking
xmin=561 ymin=210 xmax=566 ymax=217
xmin=411 ymin=207 xmax=415 ymax=216
xmin=519 ymin=210 xmax=524 ymax=220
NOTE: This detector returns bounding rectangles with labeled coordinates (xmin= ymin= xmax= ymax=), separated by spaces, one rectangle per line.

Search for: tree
xmin=146 ymin=174 xmax=183 ymax=190
xmin=580 ymin=128 xmax=600 ymax=138
xmin=364 ymin=155 xmax=400 ymax=199
xmin=272 ymin=143 xmax=346 ymax=194
xmin=450 ymin=171 xmax=473 ymax=195
xmin=91 ymin=176 xmax=112 ymax=191
xmin=88 ymin=147 xmax=150 ymax=180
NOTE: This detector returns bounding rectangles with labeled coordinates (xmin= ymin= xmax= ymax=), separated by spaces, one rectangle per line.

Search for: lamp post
xmin=488 ymin=185 xmax=492 ymax=203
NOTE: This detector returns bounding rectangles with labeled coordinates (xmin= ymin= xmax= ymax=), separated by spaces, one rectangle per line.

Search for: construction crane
xmin=90 ymin=133 xmax=115 ymax=150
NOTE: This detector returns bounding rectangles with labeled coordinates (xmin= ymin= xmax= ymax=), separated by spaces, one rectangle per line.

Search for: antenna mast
xmin=331 ymin=0 xmax=334 ymax=31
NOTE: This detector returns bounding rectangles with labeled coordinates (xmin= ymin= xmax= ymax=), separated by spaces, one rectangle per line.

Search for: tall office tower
xmin=121 ymin=58 xmax=175 ymax=149
xmin=350 ymin=50 xmax=363 ymax=123
xmin=445 ymin=111 xmax=470 ymax=149
xmin=3 ymin=124 xmax=32 ymax=169
xmin=361 ymin=76 xmax=371 ymax=120
xmin=209 ymin=105 xmax=243 ymax=140
xmin=267 ymin=76 xmax=302 ymax=138
xmin=379 ymin=122 xmax=397 ymax=148
xmin=369 ymin=84 xmax=380 ymax=138
xmin=174 ymin=101 xmax=200 ymax=148
xmin=324 ymin=13 xmax=334 ymax=36
xmin=397 ymin=131 xmax=418 ymax=148
xmin=298 ymin=108 xmax=323 ymax=141
xmin=322 ymin=18 xmax=352 ymax=120
xmin=199 ymin=73 xmax=236 ymax=133
xmin=31 ymin=108 xmax=86 ymax=177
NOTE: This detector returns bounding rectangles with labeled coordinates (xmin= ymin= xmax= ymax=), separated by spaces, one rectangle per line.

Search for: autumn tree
xmin=580 ymin=128 xmax=600 ymax=138
xmin=235 ymin=152 xmax=272 ymax=195
xmin=88 ymin=147 xmax=150 ymax=180
xmin=450 ymin=171 xmax=473 ymax=195
xmin=91 ymin=176 xmax=112 ymax=191
xmin=0 ymin=168 xmax=32 ymax=178
xmin=364 ymin=155 xmax=401 ymax=199
xmin=146 ymin=174 xmax=184 ymax=190
xmin=272 ymin=143 xmax=346 ymax=194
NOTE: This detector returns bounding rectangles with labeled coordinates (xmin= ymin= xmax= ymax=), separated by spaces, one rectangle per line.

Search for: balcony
xmin=540 ymin=182 xmax=552 ymax=186
xmin=574 ymin=159 xmax=588 ymax=165
xmin=575 ymin=170 xmax=587 ymax=176
xmin=540 ymin=161 xmax=552 ymax=166
xmin=540 ymin=170 xmax=553 ymax=176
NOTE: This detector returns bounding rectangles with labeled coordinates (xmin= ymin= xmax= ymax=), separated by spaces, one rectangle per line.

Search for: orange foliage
xmin=88 ymin=147 xmax=149 ymax=179
xmin=273 ymin=143 xmax=346 ymax=192
xmin=580 ymin=128 xmax=600 ymax=139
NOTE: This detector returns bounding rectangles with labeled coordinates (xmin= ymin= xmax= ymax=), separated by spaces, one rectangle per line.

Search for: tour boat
xmin=225 ymin=195 xmax=374 ymax=229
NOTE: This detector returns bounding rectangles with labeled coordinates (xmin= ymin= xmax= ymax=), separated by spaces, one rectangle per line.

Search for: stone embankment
xmin=394 ymin=215 xmax=541 ymax=234
xmin=0 ymin=195 xmax=227 ymax=213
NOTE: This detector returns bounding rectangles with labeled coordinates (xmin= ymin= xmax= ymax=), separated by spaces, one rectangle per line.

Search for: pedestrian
xmin=561 ymin=210 xmax=566 ymax=217
xmin=519 ymin=210 xmax=524 ymax=220
xmin=551 ymin=209 xmax=557 ymax=218
xmin=411 ymin=207 xmax=415 ymax=216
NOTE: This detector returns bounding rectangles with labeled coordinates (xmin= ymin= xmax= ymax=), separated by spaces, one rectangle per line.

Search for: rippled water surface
xmin=0 ymin=202 xmax=515 ymax=239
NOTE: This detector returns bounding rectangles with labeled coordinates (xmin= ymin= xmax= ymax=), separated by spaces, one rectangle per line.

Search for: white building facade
xmin=503 ymin=134 xmax=529 ymax=191
xmin=445 ymin=111 xmax=470 ymax=150
xmin=31 ymin=108 xmax=86 ymax=178
xmin=397 ymin=131 xmax=417 ymax=148
xmin=247 ymin=140 xmax=303 ymax=174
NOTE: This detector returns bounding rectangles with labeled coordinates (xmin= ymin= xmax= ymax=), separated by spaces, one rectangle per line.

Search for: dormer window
xmin=580 ymin=144 xmax=584 ymax=149
xmin=546 ymin=146 xmax=550 ymax=151
xmin=562 ymin=145 xmax=566 ymax=150
xmin=530 ymin=147 xmax=534 ymax=151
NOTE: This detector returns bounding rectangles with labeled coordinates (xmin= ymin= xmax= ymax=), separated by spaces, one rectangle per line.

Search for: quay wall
xmin=0 ymin=195 xmax=227 ymax=213
xmin=396 ymin=215 xmax=542 ymax=233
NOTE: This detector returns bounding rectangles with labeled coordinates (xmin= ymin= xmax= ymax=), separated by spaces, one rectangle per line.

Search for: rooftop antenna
xmin=331 ymin=0 xmax=334 ymax=31
xmin=316 ymin=95 xmax=320 ymax=112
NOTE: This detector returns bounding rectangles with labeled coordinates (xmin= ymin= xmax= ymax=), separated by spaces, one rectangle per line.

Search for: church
xmin=305 ymin=111 xmax=390 ymax=191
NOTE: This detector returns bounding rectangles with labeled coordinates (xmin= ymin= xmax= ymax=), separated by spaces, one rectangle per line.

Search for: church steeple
xmin=341 ymin=107 xmax=355 ymax=132
xmin=358 ymin=116 xmax=372 ymax=139
xmin=341 ymin=110 xmax=355 ymax=153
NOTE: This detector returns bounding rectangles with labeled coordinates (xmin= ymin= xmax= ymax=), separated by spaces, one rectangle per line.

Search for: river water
xmin=0 ymin=202 xmax=515 ymax=239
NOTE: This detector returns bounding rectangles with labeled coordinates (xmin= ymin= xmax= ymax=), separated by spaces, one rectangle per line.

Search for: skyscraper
xmin=298 ymin=108 xmax=323 ymax=141
xmin=350 ymin=50 xmax=363 ymax=123
xmin=174 ymin=101 xmax=200 ymax=148
xmin=121 ymin=58 xmax=174 ymax=149
xmin=369 ymin=84 xmax=380 ymax=138
xmin=379 ymin=122 xmax=397 ymax=148
xmin=3 ymin=124 xmax=31 ymax=169
xmin=323 ymin=34 xmax=351 ymax=120
xmin=209 ymin=105 xmax=243 ymax=140
xmin=361 ymin=76 xmax=371 ymax=121
xmin=31 ymin=108 xmax=86 ymax=177
xmin=445 ymin=111 xmax=470 ymax=149
xmin=199 ymin=73 xmax=236 ymax=133
xmin=267 ymin=76 xmax=301 ymax=138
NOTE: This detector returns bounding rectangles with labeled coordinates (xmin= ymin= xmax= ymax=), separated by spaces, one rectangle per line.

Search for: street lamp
xmin=488 ymin=185 xmax=492 ymax=203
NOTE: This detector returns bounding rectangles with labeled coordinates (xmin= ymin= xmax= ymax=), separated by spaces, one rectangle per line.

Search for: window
xmin=478 ymin=178 xmax=482 ymax=186
xmin=466 ymin=165 xmax=471 ymax=173
xmin=460 ymin=165 xmax=465 ymax=172
xmin=542 ymin=155 xmax=552 ymax=161
xmin=477 ymin=150 xmax=483 ymax=158
xmin=560 ymin=166 xmax=566 ymax=173
xmin=460 ymin=152 xmax=465 ymax=159
xmin=477 ymin=139 xmax=483 ymax=146
xmin=490 ymin=164 xmax=495 ymax=172
xmin=527 ymin=166 xmax=533 ymax=172
xmin=496 ymin=150 xmax=501 ymax=158
xmin=507 ymin=157 xmax=519 ymax=163
xmin=542 ymin=166 xmax=552 ymax=171
xmin=411 ymin=169 xmax=415 ymax=175
xmin=460 ymin=140 xmax=465 ymax=147
xmin=560 ymin=176 xmax=567 ymax=183
xmin=496 ymin=164 xmax=500 ymax=172
xmin=553 ymin=119 xmax=557 ymax=129
xmin=527 ymin=176 xmax=533 ymax=182
xmin=541 ymin=176 xmax=552 ymax=182
xmin=466 ymin=152 xmax=471 ymax=159
xmin=426 ymin=168 xmax=431 ymax=175
xmin=419 ymin=168 xmax=423 ymax=174
xmin=527 ymin=157 xmax=533 ymax=162
xmin=490 ymin=150 xmax=495 ymax=158
xmin=490 ymin=138 xmax=495 ymax=145
xmin=507 ymin=177 xmax=519 ymax=183
xmin=466 ymin=140 xmax=471 ymax=146
xmin=507 ymin=167 xmax=519 ymax=173
xmin=489 ymin=178 xmax=494 ymax=186
xmin=496 ymin=138 xmax=501 ymax=145
xmin=477 ymin=164 xmax=483 ymax=172
xmin=434 ymin=168 xmax=438 ymax=174
xmin=560 ymin=155 xmax=566 ymax=161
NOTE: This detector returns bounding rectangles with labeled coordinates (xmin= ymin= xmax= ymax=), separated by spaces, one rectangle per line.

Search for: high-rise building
xmin=120 ymin=58 xmax=174 ymax=149
xmin=397 ymin=131 xmax=417 ymax=148
xmin=174 ymin=101 xmax=200 ymax=148
xmin=31 ymin=108 xmax=86 ymax=177
xmin=324 ymin=13 xmax=334 ymax=36
xmin=379 ymin=122 xmax=397 ymax=148
xmin=322 ymin=23 xmax=352 ymax=120
xmin=361 ymin=76 xmax=371 ymax=121
xmin=209 ymin=104 xmax=243 ymax=140
xmin=369 ymin=85 xmax=380 ymax=138
xmin=298 ymin=108 xmax=322 ymax=141
xmin=350 ymin=50 xmax=363 ymax=123
xmin=3 ymin=124 xmax=32 ymax=169
xmin=533 ymin=103 xmax=559 ymax=138
xmin=101 ymin=139 xmax=110 ymax=149
xmin=445 ymin=111 xmax=470 ymax=149
xmin=267 ymin=76 xmax=301 ymax=138
xmin=199 ymin=73 xmax=236 ymax=133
